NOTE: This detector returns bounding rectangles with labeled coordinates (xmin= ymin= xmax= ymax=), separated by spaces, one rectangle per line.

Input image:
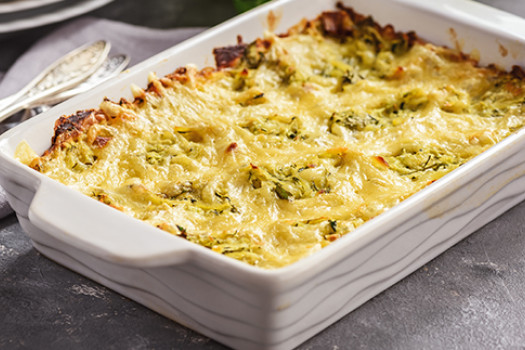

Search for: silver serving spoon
xmin=18 ymin=53 xmax=130 ymax=122
xmin=33 ymin=53 xmax=129 ymax=106
xmin=0 ymin=40 xmax=111 ymax=123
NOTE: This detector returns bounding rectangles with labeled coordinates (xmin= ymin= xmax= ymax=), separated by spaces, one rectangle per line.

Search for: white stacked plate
xmin=0 ymin=0 xmax=113 ymax=34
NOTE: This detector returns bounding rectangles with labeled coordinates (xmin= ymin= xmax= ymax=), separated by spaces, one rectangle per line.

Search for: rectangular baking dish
xmin=2 ymin=0 xmax=525 ymax=349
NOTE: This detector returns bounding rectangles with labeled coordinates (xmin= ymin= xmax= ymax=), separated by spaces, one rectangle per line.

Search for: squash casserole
xmin=18 ymin=4 xmax=525 ymax=269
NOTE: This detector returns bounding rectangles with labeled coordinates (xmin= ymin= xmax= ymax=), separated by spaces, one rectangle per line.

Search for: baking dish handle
xmin=28 ymin=180 xmax=192 ymax=267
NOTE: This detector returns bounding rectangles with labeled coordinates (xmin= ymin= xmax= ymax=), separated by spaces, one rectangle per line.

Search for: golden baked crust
xmin=20 ymin=5 xmax=525 ymax=269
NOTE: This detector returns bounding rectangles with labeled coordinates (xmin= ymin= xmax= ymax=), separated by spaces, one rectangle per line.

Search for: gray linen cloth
xmin=0 ymin=17 xmax=206 ymax=218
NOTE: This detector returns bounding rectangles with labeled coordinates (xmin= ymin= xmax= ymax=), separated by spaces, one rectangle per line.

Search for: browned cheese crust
xmin=39 ymin=3 xmax=525 ymax=163
xmin=24 ymin=2 xmax=525 ymax=269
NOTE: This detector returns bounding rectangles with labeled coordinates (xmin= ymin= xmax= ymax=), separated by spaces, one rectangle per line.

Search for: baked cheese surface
xmin=21 ymin=7 xmax=525 ymax=269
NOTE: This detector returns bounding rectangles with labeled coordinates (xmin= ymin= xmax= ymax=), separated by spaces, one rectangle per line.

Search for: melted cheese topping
xmin=20 ymin=13 xmax=525 ymax=269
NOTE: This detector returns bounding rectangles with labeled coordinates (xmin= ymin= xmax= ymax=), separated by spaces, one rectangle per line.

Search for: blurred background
xmin=1 ymin=0 xmax=524 ymax=74
xmin=0 ymin=0 xmax=239 ymax=73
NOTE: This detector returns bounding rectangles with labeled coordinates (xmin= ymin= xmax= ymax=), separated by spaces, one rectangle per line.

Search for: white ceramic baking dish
xmin=2 ymin=0 xmax=525 ymax=349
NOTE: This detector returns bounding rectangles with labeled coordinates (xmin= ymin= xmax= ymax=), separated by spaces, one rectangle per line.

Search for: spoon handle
xmin=14 ymin=54 xmax=130 ymax=125
xmin=36 ymin=53 xmax=130 ymax=106
xmin=0 ymin=40 xmax=110 ymax=122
